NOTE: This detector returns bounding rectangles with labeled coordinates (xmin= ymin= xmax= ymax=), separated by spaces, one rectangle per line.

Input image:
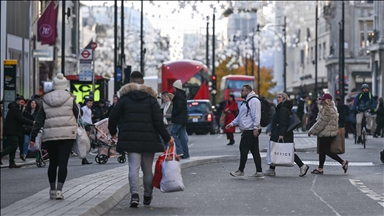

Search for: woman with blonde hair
xmin=308 ymin=93 xmax=349 ymax=174
xmin=265 ymin=93 xmax=309 ymax=177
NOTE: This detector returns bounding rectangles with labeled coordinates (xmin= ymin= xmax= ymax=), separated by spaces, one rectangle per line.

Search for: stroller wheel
xmin=95 ymin=154 xmax=108 ymax=164
xmin=117 ymin=156 xmax=126 ymax=163
xmin=36 ymin=161 xmax=41 ymax=167
xmin=41 ymin=161 xmax=46 ymax=167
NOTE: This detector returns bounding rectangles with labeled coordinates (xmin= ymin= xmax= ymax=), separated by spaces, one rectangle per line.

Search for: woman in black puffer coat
xmin=265 ymin=93 xmax=309 ymax=177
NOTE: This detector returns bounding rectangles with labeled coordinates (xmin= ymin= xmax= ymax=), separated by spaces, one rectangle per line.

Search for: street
xmin=1 ymin=132 xmax=383 ymax=216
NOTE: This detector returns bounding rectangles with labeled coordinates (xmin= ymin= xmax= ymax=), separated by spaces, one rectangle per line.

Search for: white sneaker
xmin=250 ymin=172 xmax=265 ymax=178
xmin=264 ymin=169 xmax=276 ymax=176
xmin=55 ymin=190 xmax=64 ymax=200
xmin=299 ymin=164 xmax=309 ymax=177
xmin=50 ymin=190 xmax=56 ymax=199
xmin=230 ymin=170 xmax=244 ymax=177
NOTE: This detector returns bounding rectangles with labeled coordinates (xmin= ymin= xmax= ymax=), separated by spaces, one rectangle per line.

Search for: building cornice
xmin=367 ymin=43 xmax=384 ymax=51
xmin=325 ymin=57 xmax=370 ymax=66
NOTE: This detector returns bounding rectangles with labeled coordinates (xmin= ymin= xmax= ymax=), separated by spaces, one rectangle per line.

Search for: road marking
xmin=302 ymin=161 xmax=374 ymax=166
xmin=311 ymin=175 xmax=341 ymax=216
xmin=217 ymin=134 xmax=223 ymax=139
xmin=349 ymin=179 xmax=384 ymax=208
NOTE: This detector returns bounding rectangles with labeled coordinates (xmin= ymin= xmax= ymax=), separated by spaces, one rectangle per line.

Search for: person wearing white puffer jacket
xmin=30 ymin=73 xmax=79 ymax=200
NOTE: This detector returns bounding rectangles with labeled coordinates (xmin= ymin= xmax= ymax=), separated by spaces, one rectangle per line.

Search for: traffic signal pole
xmin=212 ymin=8 xmax=216 ymax=105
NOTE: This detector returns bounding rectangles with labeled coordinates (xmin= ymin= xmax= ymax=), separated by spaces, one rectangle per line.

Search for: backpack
xmin=243 ymin=96 xmax=271 ymax=127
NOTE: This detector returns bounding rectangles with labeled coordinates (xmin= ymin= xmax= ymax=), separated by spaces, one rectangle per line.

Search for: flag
xmin=37 ymin=1 xmax=58 ymax=45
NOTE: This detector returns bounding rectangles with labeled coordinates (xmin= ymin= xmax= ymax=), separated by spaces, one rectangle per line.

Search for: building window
xmin=323 ymin=42 xmax=326 ymax=59
xmin=360 ymin=20 xmax=374 ymax=48
xmin=300 ymin=49 xmax=305 ymax=65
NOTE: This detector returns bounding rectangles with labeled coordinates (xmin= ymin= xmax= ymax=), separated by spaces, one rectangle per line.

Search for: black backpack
xmin=243 ymin=96 xmax=271 ymax=127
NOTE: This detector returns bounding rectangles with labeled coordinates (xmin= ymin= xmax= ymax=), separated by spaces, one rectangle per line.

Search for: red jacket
xmin=223 ymin=100 xmax=238 ymax=133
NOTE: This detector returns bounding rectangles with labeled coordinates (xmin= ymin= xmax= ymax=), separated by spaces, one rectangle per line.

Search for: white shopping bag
xmin=72 ymin=126 xmax=91 ymax=159
xmin=160 ymin=145 xmax=185 ymax=193
xmin=29 ymin=128 xmax=43 ymax=152
xmin=266 ymin=140 xmax=295 ymax=167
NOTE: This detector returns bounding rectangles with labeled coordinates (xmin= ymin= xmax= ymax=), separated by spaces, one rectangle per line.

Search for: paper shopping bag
xmin=330 ymin=128 xmax=345 ymax=154
xmin=266 ymin=140 xmax=295 ymax=167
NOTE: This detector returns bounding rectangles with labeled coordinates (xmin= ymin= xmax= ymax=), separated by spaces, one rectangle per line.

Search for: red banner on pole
xmin=37 ymin=1 xmax=58 ymax=45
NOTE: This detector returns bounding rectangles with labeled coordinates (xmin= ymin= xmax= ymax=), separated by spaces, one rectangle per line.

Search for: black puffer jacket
xmin=270 ymin=100 xmax=294 ymax=143
xmin=108 ymin=83 xmax=171 ymax=153
xmin=4 ymin=101 xmax=34 ymax=137
xmin=171 ymin=89 xmax=188 ymax=124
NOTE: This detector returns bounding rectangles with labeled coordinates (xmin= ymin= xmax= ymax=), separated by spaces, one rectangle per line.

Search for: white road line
xmin=217 ymin=134 xmax=223 ymax=139
xmin=302 ymin=161 xmax=374 ymax=166
xmin=311 ymin=175 xmax=342 ymax=216
xmin=349 ymin=179 xmax=384 ymax=208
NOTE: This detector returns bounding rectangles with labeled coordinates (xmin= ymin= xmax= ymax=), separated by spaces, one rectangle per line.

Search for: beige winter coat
xmin=41 ymin=90 xmax=78 ymax=142
xmin=308 ymin=101 xmax=338 ymax=137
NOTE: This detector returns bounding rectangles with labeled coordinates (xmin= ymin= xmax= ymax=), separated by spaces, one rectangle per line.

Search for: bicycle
xmin=354 ymin=111 xmax=368 ymax=148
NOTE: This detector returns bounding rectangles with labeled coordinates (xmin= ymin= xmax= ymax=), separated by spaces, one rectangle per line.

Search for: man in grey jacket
xmin=225 ymin=85 xmax=264 ymax=178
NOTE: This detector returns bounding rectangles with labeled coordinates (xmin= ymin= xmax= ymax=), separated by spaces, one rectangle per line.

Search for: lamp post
xmin=212 ymin=8 xmax=216 ymax=105
xmin=61 ymin=1 xmax=66 ymax=75
xmin=114 ymin=0 xmax=118 ymax=93
xmin=140 ymin=0 xmax=144 ymax=74
xmin=206 ymin=16 xmax=209 ymax=68
xmin=315 ymin=0 xmax=318 ymax=98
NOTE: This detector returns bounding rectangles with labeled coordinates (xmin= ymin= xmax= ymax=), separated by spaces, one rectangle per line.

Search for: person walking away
xmin=0 ymin=96 xmax=34 ymax=168
xmin=216 ymin=99 xmax=228 ymax=132
xmin=335 ymin=97 xmax=350 ymax=137
xmin=22 ymin=99 xmax=40 ymax=160
xmin=264 ymin=93 xmax=309 ymax=177
xmin=170 ymin=80 xmax=189 ymax=159
xmin=223 ymin=94 xmax=238 ymax=145
xmin=296 ymin=95 xmax=308 ymax=132
xmin=373 ymin=97 xmax=384 ymax=138
xmin=225 ymin=85 xmax=264 ymax=178
xmin=30 ymin=73 xmax=79 ymax=199
xmin=345 ymin=98 xmax=356 ymax=138
xmin=265 ymin=101 xmax=276 ymax=134
xmin=309 ymin=98 xmax=319 ymax=128
xmin=308 ymin=93 xmax=349 ymax=174
xmin=108 ymin=71 xmax=174 ymax=207
xmin=353 ymin=84 xmax=376 ymax=143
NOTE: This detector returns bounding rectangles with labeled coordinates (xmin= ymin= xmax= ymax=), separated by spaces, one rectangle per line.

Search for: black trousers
xmin=374 ymin=122 xmax=384 ymax=136
xmin=45 ymin=140 xmax=74 ymax=184
xmin=226 ymin=132 xmax=234 ymax=140
xmin=238 ymin=130 xmax=262 ymax=172
xmin=1 ymin=136 xmax=19 ymax=164
xmin=318 ymin=136 xmax=344 ymax=169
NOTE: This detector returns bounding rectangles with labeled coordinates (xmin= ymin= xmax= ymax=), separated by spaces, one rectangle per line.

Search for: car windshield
xmin=188 ymin=102 xmax=210 ymax=113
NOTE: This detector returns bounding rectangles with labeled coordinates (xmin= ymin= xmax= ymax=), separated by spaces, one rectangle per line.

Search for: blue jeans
xmin=23 ymin=134 xmax=30 ymax=155
xmin=171 ymin=123 xmax=189 ymax=157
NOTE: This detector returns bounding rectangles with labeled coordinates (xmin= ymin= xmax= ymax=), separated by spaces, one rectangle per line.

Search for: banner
xmin=37 ymin=1 xmax=58 ymax=45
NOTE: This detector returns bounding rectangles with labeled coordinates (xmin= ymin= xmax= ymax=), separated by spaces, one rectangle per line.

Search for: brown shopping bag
xmin=330 ymin=128 xmax=345 ymax=154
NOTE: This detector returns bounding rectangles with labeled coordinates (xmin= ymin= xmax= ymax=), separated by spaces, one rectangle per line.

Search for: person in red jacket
xmin=223 ymin=94 xmax=238 ymax=145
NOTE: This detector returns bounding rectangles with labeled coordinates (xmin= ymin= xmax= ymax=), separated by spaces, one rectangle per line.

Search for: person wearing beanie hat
xmin=172 ymin=79 xmax=183 ymax=90
xmin=29 ymin=74 xmax=80 ymax=200
xmin=308 ymin=93 xmax=349 ymax=175
xmin=52 ymin=73 xmax=68 ymax=90
xmin=171 ymin=79 xmax=189 ymax=159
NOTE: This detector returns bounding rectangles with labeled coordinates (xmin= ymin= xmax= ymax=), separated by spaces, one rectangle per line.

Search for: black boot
xmin=82 ymin=158 xmax=92 ymax=165
xmin=227 ymin=139 xmax=235 ymax=145
xmin=357 ymin=136 xmax=362 ymax=144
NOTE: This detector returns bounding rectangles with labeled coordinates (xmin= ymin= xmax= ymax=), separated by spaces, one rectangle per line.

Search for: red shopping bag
xmin=154 ymin=145 xmax=179 ymax=189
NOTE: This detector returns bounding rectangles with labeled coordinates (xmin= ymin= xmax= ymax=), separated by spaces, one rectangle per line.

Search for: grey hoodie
xmin=230 ymin=91 xmax=261 ymax=131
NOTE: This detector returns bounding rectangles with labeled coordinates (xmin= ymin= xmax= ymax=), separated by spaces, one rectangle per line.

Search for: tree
xmin=215 ymin=56 xmax=276 ymax=101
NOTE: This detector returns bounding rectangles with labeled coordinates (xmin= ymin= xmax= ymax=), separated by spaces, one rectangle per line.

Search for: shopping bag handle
xmin=165 ymin=144 xmax=176 ymax=161
xmin=278 ymin=138 xmax=285 ymax=143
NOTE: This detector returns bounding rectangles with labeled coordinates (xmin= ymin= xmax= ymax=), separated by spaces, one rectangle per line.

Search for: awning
xmin=351 ymin=71 xmax=372 ymax=77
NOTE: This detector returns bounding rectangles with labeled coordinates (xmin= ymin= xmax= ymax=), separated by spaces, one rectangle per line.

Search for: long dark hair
xmin=25 ymin=99 xmax=40 ymax=114
xmin=228 ymin=94 xmax=235 ymax=103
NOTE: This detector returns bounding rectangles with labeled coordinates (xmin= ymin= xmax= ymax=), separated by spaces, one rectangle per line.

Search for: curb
xmin=80 ymin=155 xmax=239 ymax=216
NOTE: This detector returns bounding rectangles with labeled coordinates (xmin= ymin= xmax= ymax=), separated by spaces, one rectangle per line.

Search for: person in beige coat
xmin=30 ymin=73 xmax=79 ymax=200
xmin=308 ymin=93 xmax=349 ymax=174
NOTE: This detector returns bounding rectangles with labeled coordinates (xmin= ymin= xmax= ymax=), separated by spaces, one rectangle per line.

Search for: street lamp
xmin=257 ymin=17 xmax=287 ymax=93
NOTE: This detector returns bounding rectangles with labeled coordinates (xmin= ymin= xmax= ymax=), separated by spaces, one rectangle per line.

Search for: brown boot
xmin=9 ymin=163 xmax=21 ymax=168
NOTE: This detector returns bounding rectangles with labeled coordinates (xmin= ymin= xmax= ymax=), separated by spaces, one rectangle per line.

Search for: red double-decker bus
xmin=220 ymin=75 xmax=255 ymax=102
xmin=161 ymin=60 xmax=210 ymax=100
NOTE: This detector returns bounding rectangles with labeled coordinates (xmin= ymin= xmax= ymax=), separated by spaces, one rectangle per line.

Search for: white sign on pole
xmin=79 ymin=49 xmax=93 ymax=61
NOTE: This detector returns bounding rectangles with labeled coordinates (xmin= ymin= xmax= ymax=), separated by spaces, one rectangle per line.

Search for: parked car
xmin=186 ymin=100 xmax=216 ymax=135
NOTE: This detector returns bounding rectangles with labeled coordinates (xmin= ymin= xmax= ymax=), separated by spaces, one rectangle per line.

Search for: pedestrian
xmin=335 ymin=97 xmax=350 ymax=138
xmin=308 ymin=93 xmax=349 ymax=175
xmin=99 ymin=99 xmax=108 ymax=120
xmin=264 ymin=93 xmax=309 ymax=177
xmin=106 ymin=95 xmax=118 ymax=118
xmin=161 ymin=92 xmax=174 ymax=133
xmin=0 ymin=96 xmax=34 ymax=168
xmin=353 ymin=84 xmax=376 ymax=143
xmin=309 ymin=98 xmax=319 ymax=128
xmin=30 ymin=73 xmax=79 ymax=199
xmin=216 ymin=99 xmax=228 ymax=132
xmin=225 ymin=84 xmax=264 ymax=178
xmin=223 ymin=94 xmax=238 ymax=145
xmin=373 ymin=97 xmax=384 ymax=138
xmin=170 ymin=79 xmax=189 ymax=159
xmin=345 ymin=98 xmax=356 ymax=137
xmin=296 ymin=95 xmax=308 ymax=132
xmin=81 ymin=98 xmax=93 ymax=125
xmin=265 ymin=100 xmax=276 ymax=134
xmin=21 ymin=99 xmax=40 ymax=160
xmin=108 ymin=71 xmax=174 ymax=207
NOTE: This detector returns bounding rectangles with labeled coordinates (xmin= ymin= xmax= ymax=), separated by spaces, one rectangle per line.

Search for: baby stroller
xmin=36 ymin=147 xmax=49 ymax=168
xmin=90 ymin=118 xmax=126 ymax=164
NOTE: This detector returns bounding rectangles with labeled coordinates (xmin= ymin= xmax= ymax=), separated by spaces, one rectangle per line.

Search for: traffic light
xmin=344 ymin=83 xmax=349 ymax=95
xmin=211 ymin=75 xmax=217 ymax=90
xmin=336 ymin=90 xmax=341 ymax=95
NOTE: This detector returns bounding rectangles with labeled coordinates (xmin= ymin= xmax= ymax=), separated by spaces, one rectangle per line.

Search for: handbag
xmin=29 ymin=128 xmax=43 ymax=152
xmin=266 ymin=139 xmax=295 ymax=167
xmin=330 ymin=128 xmax=345 ymax=154
xmin=219 ymin=112 xmax=226 ymax=128
xmin=287 ymin=111 xmax=301 ymax=132
xmin=72 ymin=125 xmax=91 ymax=159
xmin=160 ymin=145 xmax=185 ymax=193
xmin=154 ymin=145 xmax=177 ymax=189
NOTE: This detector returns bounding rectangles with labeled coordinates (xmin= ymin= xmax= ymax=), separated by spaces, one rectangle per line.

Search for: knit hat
xmin=52 ymin=73 xmax=68 ymax=90
xmin=319 ymin=93 xmax=332 ymax=101
xmin=173 ymin=79 xmax=183 ymax=90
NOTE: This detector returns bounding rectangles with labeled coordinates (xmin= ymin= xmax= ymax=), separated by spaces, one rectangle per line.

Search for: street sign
xmin=116 ymin=67 xmax=122 ymax=82
xmin=79 ymin=49 xmax=93 ymax=60
xmin=91 ymin=42 xmax=97 ymax=50
xmin=32 ymin=49 xmax=52 ymax=58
